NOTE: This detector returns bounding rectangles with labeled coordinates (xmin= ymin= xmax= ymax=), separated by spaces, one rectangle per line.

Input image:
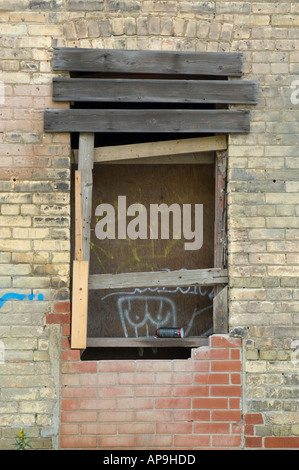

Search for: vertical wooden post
xmin=71 ymin=133 xmax=94 ymax=349
xmin=214 ymin=149 xmax=227 ymax=270
xmin=213 ymin=149 xmax=228 ymax=334
xmin=78 ymin=133 xmax=94 ymax=263
xmin=75 ymin=170 xmax=83 ymax=261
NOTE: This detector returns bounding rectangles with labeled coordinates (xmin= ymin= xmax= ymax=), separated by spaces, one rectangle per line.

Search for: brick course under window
xmin=60 ymin=333 xmax=243 ymax=450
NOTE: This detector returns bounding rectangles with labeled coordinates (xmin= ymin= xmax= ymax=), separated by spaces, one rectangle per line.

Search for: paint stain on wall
xmin=0 ymin=293 xmax=44 ymax=309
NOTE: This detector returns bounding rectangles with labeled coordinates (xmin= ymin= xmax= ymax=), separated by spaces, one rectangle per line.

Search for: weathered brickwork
xmin=60 ymin=335 xmax=242 ymax=450
xmin=0 ymin=0 xmax=299 ymax=450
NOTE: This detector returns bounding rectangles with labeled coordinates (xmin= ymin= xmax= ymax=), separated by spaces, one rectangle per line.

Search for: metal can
xmin=156 ymin=328 xmax=184 ymax=338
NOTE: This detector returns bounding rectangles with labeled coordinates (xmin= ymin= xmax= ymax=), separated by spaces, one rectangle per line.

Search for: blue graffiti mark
xmin=0 ymin=293 xmax=26 ymax=309
xmin=0 ymin=293 xmax=44 ymax=309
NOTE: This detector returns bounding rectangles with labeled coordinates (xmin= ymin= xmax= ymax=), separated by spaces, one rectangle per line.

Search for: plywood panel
xmin=87 ymin=163 xmax=216 ymax=339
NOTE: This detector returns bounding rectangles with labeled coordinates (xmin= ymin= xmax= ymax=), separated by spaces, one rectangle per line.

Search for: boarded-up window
xmin=44 ymin=48 xmax=257 ymax=356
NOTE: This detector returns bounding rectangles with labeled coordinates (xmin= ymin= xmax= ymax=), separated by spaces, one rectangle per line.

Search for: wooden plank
xmin=53 ymin=48 xmax=243 ymax=76
xmin=53 ymin=78 xmax=257 ymax=104
xmin=88 ymin=268 xmax=228 ymax=290
xmin=94 ymin=135 xmax=226 ymax=163
xmin=86 ymin=337 xmax=209 ymax=348
xmin=213 ymin=286 xmax=228 ymax=334
xmin=214 ymin=150 xmax=227 ymax=269
xmin=77 ymin=133 xmax=94 ymax=263
xmin=98 ymin=152 xmax=215 ymax=165
xmin=71 ymin=260 xmax=89 ymax=349
xmin=73 ymin=135 xmax=226 ymax=164
xmin=74 ymin=170 xmax=83 ymax=261
xmin=44 ymin=109 xmax=250 ymax=134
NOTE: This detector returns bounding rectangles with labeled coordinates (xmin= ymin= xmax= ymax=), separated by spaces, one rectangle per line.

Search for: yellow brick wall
xmin=0 ymin=0 xmax=299 ymax=450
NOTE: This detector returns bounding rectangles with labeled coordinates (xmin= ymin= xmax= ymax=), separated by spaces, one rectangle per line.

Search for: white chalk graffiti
xmin=103 ymin=285 xmax=214 ymax=338
xmin=117 ymin=295 xmax=176 ymax=338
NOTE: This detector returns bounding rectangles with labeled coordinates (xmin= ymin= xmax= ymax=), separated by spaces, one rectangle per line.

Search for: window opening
xmin=44 ymin=48 xmax=258 ymax=359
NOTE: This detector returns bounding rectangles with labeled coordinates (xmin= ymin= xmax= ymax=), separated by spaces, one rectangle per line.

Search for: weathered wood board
xmin=44 ymin=109 xmax=250 ymax=133
xmin=53 ymin=78 xmax=258 ymax=104
xmin=53 ymin=48 xmax=243 ymax=76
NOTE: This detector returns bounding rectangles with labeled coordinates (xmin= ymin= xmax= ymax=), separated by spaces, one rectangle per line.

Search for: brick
xmin=212 ymin=435 xmax=242 ymax=448
xmin=28 ymin=25 xmax=62 ymax=36
xmin=98 ymin=411 xmax=135 ymax=422
xmin=80 ymin=423 xmax=116 ymax=435
xmin=98 ymin=386 xmax=134 ymax=397
xmin=119 ymin=423 xmax=155 ymax=434
xmin=194 ymin=373 xmax=230 ymax=384
xmin=60 ymin=424 xmax=79 ymax=435
xmin=118 ymin=372 xmax=154 ymax=384
xmin=53 ymin=301 xmax=70 ymax=313
xmin=60 ymin=411 xmax=97 ymax=423
xmin=62 ymin=362 xmax=97 ymax=374
xmin=61 ymin=436 xmax=97 ymax=449
xmin=62 ymin=386 xmax=97 ymax=398
xmin=245 ymin=436 xmax=263 ymax=448
xmin=156 ymin=397 xmax=191 ymax=409
xmin=173 ymin=385 xmax=209 ymax=397
xmin=136 ymin=410 xmax=172 ymax=422
xmin=98 ymin=435 xmax=135 ymax=447
xmin=211 ymin=386 xmax=242 ymax=397
xmin=174 ymin=434 xmax=210 ymax=448
xmin=210 ymin=336 xmax=242 ymax=349
xmin=156 ymin=422 xmax=192 ymax=434
xmin=98 ymin=361 xmax=135 ymax=373
xmin=264 ymin=437 xmax=299 ymax=449
xmin=211 ymin=361 xmax=242 ymax=372
xmin=61 ymin=399 xmax=79 ymax=410
xmin=194 ymin=422 xmax=230 ymax=434
xmin=193 ymin=398 xmax=228 ymax=409
xmin=80 ymin=399 xmax=116 ymax=410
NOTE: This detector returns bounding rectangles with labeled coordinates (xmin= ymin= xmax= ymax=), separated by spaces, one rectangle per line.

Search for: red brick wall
xmin=50 ymin=306 xmax=299 ymax=451
xmin=55 ymin=305 xmax=243 ymax=450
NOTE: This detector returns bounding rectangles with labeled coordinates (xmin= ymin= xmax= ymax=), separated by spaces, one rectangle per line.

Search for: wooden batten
xmin=213 ymin=286 xmax=228 ymax=334
xmin=44 ymin=109 xmax=250 ymax=134
xmin=74 ymin=170 xmax=83 ymax=261
xmin=71 ymin=260 xmax=89 ymax=349
xmin=88 ymin=268 xmax=228 ymax=290
xmin=86 ymin=337 xmax=209 ymax=348
xmin=71 ymin=134 xmax=94 ymax=350
xmin=53 ymin=77 xmax=258 ymax=104
xmin=73 ymin=135 xmax=227 ymax=164
xmin=77 ymin=133 xmax=94 ymax=263
xmin=53 ymin=48 xmax=243 ymax=76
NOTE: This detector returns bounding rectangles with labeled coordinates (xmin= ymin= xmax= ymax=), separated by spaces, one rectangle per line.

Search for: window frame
xmin=71 ymin=134 xmax=228 ymax=350
xmin=43 ymin=47 xmax=258 ymax=350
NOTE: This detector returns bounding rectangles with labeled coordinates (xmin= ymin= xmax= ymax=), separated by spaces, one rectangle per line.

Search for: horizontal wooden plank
xmin=44 ymin=109 xmax=250 ymax=133
xmin=88 ymin=268 xmax=228 ymax=290
xmin=86 ymin=337 xmax=209 ymax=348
xmin=53 ymin=78 xmax=257 ymax=104
xmin=90 ymin=152 xmax=215 ymax=165
xmin=53 ymin=48 xmax=243 ymax=76
xmin=73 ymin=135 xmax=227 ymax=164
